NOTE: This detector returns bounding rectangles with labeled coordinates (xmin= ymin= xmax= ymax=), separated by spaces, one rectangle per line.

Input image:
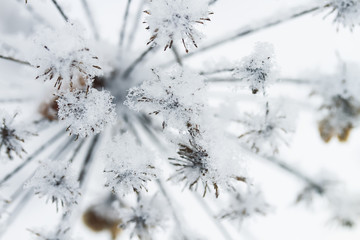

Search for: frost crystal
xmin=24 ymin=161 xmax=81 ymax=211
xmin=324 ymin=0 xmax=360 ymax=29
xmin=29 ymin=23 xmax=102 ymax=91
xmin=219 ymin=187 xmax=269 ymax=224
xmin=0 ymin=110 xmax=31 ymax=160
xmin=103 ymin=133 xmax=158 ymax=195
xmin=118 ymin=195 xmax=168 ymax=240
xmin=57 ymin=88 xmax=116 ymax=138
xmin=125 ymin=67 xmax=206 ymax=131
xmin=239 ymin=103 xmax=294 ymax=155
xmin=169 ymin=130 xmax=247 ymax=198
xmin=234 ymin=43 xmax=276 ymax=95
xmin=144 ymin=0 xmax=211 ymax=52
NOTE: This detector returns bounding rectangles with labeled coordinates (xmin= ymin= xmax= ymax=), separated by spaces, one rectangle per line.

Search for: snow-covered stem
xmin=68 ymin=139 xmax=86 ymax=163
xmin=0 ymin=191 xmax=32 ymax=238
xmin=263 ymin=156 xmax=325 ymax=194
xmin=127 ymin=0 xmax=146 ymax=49
xmin=122 ymin=45 xmax=157 ymax=78
xmin=156 ymin=179 xmax=188 ymax=238
xmin=51 ymin=0 xmax=69 ymax=22
xmin=80 ymin=0 xmax=99 ymax=40
xmin=181 ymin=5 xmax=321 ymax=60
xmin=78 ymin=135 xmax=100 ymax=185
xmin=172 ymin=45 xmax=183 ymax=66
xmin=119 ymin=0 xmax=132 ymax=46
xmin=0 ymin=54 xmax=31 ymax=66
xmin=0 ymin=129 xmax=65 ymax=186
xmin=192 ymin=193 xmax=234 ymax=240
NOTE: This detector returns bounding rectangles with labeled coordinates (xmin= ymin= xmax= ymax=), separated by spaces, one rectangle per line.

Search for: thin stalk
xmin=136 ymin=114 xmax=164 ymax=149
xmin=172 ymin=46 xmax=183 ymax=66
xmin=51 ymin=0 xmax=69 ymax=22
xmin=119 ymin=0 xmax=132 ymax=46
xmin=122 ymin=46 xmax=157 ymax=78
xmin=0 ymin=128 xmax=65 ymax=186
xmin=181 ymin=5 xmax=321 ymax=60
xmin=80 ymin=0 xmax=99 ymax=40
xmin=127 ymin=0 xmax=146 ymax=50
xmin=49 ymin=136 xmax=76 ymax=160
xmin=264 ymin=156 xmax=324 ymax=194
xmin=0 ymin=191 xmax=32 ymax=238
xmin=200 ymin=68 xmax=235 ymax=76
xmin=78 ymin=135 xmax=100 ymax=185
xmin=205 ymin=77 xmax=315 ymax=84
xmin=20 ymin=0 xmax=52 ymax=27
xmin=0 ymin=97 xmax=34 ymax=103
xmin=156 ymin=179 xmax=189 ymax=240
xmin=0 ymin=55 xmax=31 ymax=66
xmin=68 ymin=139 xmax=86 ymax=163
xmin=192 ymin=193 xmax=233 ymax=240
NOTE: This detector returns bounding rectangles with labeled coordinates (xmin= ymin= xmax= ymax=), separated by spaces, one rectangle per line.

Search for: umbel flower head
xmin=169 ymin=128 xmax=247 ymax=198
xmin=323 ymin=0 xmax=360 ymax=29
xmin=29 ymin=23 xmax=103 ymax=91
xmin=318 ymin=95 xmax=360 ymax=142
xmin=57 ymin=88 xmax=116 ymax=138
xmin=0 ymin=110 xmax=31 ymax=160
xmin=125 ymin=67 xmax=206 ymax=131
xmin=103 ymin=133 xmax=159 ymax=195
xmin=117 ymin=194 xmax=168 ymax=240
xmin=219 ymin=186 xmax=269 ymax=225
xmin=315 ymin=61 xmax=360 ymax=142
xmin=24 ymin=160 xmax=81 ymax=211
xmin=144 ymin=0 xmax=212 ymax=52
xmin=234 ymin=42 xmax=276 ymax=95
xmin=238 ymin=102 xmax=294 ymax=155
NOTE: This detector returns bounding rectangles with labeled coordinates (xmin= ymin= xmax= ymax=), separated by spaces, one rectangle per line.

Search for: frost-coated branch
xmin=181 ymin=5 xmax=321 ymax=60
xmin=0 ymin=54 xmax=30 ymax=66
xmin=119 ymin=0 xmax=132 ymax=46
xmin=80 ymin=0 xmax=99 ymax=40
xmin=0 ymin=129 xmax=65 ymax=186
xmin=51 ymin=0 xmax=69 ymax=22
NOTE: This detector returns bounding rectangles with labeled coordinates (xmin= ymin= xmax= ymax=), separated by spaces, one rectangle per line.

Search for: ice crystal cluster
xmin=29 ymin=23 xmax=103 ymax=90
xmin=234 ymin=42 xmax=276 ymax=95
xmin=239 ymin=102 xmax=294 ymax=155
xmin=25 ymin=161 xmax=81 ymax=211
xmin=57 ymin=88 xmax=116 ymax=138
xmin=1 ymin=0 xmax=360 ymax=239
xmin=0 ymin=110 xmax=31 ymax=160
xmin=125 ymin=67 xmax=206 ymax=131
xmin=324 ymin=0 xmax=360 ymax=29
xmin=145 ymin=0 xmax=211 ymax=52
xmin=103 ymin=133 xmax=158 ymax=195
xmin=117 ymin=196 xmax=168 ymax=240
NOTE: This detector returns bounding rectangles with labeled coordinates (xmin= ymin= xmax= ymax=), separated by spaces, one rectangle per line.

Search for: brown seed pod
xmin=83 ymin=206 xmax=122 ymax=240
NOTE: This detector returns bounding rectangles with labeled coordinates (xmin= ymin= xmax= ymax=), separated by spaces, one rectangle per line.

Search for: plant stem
xmin=264 ymin=156 xmax=324 ymax=194
xmin=0 ymin=129 xmax=65 ymax=186
xmin=51 ymin=0 xmax=69 ymax=22
xmin=122 ymin=46 xmax=157 ymax=78
xmin=0 ymin=55 xmax=31 ymax=66
xmin=119 ymin=0 xmax=132 ymax=46
xmin=78 ymin=135 xmax=100 ymax=185
xmin=127 ymin=0 xmax=145 ymax=50
xmin=81 ymin=0 xmax=99 ymax=40
xmin=192 ymin=193 xmax=234 ymax=240
xmin=181 ymin=5 xmax=321 ymax=60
